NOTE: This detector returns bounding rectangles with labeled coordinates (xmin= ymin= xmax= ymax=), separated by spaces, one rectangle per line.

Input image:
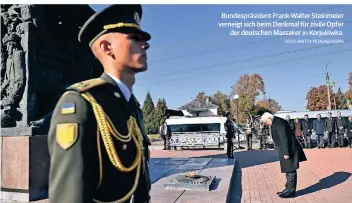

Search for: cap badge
xmin=134 ymin=12 xmax=140 ymax=25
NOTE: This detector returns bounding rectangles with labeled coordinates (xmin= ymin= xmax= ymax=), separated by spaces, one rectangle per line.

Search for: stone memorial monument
xmin=0 ymin=4 xmax=102 ymax=202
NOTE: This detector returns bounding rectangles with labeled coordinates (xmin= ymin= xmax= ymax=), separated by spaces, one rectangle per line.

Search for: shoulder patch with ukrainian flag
xmin=56 ymin=123 xmax=78 ymax=150
xmin=61 ymin=103 xmax=76 ymax=115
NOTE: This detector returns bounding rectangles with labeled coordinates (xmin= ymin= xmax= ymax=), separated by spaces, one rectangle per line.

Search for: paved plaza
xmin=14 ymin=146 xmax=352 ymax=203
xmin=150 ymin=147 xmax=352 ymax=203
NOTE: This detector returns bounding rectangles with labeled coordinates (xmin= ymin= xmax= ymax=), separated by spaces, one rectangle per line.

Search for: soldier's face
xmin=110 ymin=32 xmax=150 ymax=72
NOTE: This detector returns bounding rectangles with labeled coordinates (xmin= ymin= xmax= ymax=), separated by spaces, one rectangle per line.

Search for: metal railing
xmin=169 ymin=131 xmax=225 ymax=149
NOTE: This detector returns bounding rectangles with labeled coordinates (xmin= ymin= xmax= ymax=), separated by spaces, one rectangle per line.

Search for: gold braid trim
xmin=80 ymin=92 xmax=144 ymax=203
xmin=80 ymin=92 xmax=141 ymax=172
xmin=105 ymin=113 xmax=132 ymax=142
xmin=96 ymin=127 xmax=103 ymax=190
xmin=103 ymin=23 xmax=140 ymax=30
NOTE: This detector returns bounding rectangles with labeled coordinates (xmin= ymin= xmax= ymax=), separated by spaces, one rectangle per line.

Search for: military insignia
xmin=114 ymin=92 xmax=121 ymax=98
xmin=134 ymin=12 xmax=140 ymax=25
xmin=56 ymin=123 xmax=78 ymax=150
xmin=61 ymin=103 xmax=75 ymax=115
xmin=122 ymin=144 xmax=127 ymax=151
xmin=67 ymin=78 xmax=106 ymax=92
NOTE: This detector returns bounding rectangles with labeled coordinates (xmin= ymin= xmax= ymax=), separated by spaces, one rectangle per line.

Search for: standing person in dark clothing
xmin=301 ymin=114 xmax=312 ymax=149
xmin=254 ymin=116 xmax=266 ymax=149
xmin=245 ymin=118 xmax=253 ymax=150
xmin=324 ymin=112 xmax=336 ymax=148
xmin=224 ymin=112 xmax=235 ymax=159
xmin=294 ymin=118 xmax=304 ymax=147
xmin=347 ymin=116 xmax=352 ymax=148
xmin=314 ymin=114 xmax=325 ymax=148
xmin=160 ymin=122 xmax=172 ymax=150
xmin=259 ymin=111 xmax=307 ymax=198
xmin=286 ymin=115 xmax=295 ymax=133
xmin=336 ymin=111 xmax=347 ymax=148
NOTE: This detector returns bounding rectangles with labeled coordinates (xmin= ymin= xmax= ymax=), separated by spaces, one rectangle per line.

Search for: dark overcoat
xmin=48 ymin=73 xmax=151 ymax=203
xmin=347 ymin=120 xmax=352 ymax=138
xmin=336 ymin=117 xmax=347 ymax=134
xmin=225 ymin=119 xmax=236 ymax=139
xmin=271 ymin=116 xmax=307 ymax=173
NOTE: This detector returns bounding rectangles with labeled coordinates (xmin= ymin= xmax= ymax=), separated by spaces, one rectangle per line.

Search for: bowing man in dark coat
xmin=259 ymin=111 xmax=307 ymax=198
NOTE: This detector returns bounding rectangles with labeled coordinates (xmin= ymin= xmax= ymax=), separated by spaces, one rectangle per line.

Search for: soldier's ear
xmin=100 ymin=40 xmax=113 ymax=57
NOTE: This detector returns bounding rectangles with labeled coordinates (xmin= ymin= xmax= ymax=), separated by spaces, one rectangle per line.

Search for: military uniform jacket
xmin=48 ymin=73 xmax=151 ymax=203
xmin=271 ymin=117 xmax=307 ymax=173
xmin=253 ymin=120 xmax=264 ymax=136
xmin=224 ymin=119 xmax=235 ymax=139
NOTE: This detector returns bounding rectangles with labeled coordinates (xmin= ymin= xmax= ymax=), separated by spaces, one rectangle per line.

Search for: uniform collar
xmin=104 ymin=72 xmax=132 ymax=102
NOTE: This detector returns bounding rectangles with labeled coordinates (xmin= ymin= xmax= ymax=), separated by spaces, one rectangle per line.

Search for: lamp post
xmin=234 ymin=94 xmax=240 ymax=149
xmin=326 ymin=61 xmax=333 ymax=110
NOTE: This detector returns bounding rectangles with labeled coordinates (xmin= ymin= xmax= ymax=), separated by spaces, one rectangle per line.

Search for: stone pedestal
xmin=1 ymin=127 xmax=49 ymax=202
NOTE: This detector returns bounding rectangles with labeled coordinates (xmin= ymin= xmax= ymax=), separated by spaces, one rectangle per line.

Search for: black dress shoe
xmin=276 ymin=189 xmax=286 ymax=195
xmin=279 ymin=191 xmax=295 ymax=198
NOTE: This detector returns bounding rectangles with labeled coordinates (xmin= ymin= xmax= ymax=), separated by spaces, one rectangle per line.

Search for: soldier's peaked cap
xmin=78 ymin=4 xmax=151 ymax=47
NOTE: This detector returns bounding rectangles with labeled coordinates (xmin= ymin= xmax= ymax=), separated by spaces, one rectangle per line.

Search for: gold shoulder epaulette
xmin=67 ymin=78 xmax=106 ymax=92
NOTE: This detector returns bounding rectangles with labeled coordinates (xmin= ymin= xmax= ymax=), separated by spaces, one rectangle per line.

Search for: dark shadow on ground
xmin=225 ymin=149 xmax=280 ymax=203
xmin=210 ymin=177 xmax=221 ymax=191
xmin=295 ymin=171 xmax=351 ymax=197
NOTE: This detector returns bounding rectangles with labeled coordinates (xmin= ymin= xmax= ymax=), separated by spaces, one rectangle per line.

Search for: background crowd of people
xmin=239 ymin=111 xmax=352 ymax=151
xmin=285 ymin=111 xmax=352 ymax=148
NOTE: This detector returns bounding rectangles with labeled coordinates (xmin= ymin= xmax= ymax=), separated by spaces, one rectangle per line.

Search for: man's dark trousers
xmin=327 ymin=132 xmax=335 ymax=147
xmin=303 ymin=133 xmax=311 ymax=148
xmin=259 ymin=134 xmax=265 ymax=149
xmin=285 ymin=170 xmax=297 ymax=193
xmin=227 ymin=138 xmax=233 ymax=158
xmin=337 ymin=133 xmax=344 ymax=147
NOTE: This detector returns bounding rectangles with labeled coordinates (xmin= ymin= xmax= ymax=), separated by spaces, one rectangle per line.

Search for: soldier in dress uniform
xmin=224 ymin=111 xmax=235 ymax=159
xmin=47 ymin=5 xmax=152 ymax=203
xmin=253 ymin=115 xmax=266 ymax=150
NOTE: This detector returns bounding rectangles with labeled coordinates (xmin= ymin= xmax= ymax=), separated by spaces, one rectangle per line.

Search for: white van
xmin=165 ymin=116 xmax=246 ymax=149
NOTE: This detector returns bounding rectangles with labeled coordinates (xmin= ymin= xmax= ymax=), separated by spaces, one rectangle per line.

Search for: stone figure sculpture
xmin=1 ymin=4 xmax=99 ymax=130
xmin=1 ymin=5 xmax=27 ymax=127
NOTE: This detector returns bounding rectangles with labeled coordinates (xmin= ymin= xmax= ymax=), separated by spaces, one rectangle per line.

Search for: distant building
xmin=177 ymin=98 xmax=219 ymax=117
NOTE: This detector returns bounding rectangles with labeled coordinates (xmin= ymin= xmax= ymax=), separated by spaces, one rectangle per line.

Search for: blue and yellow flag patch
xmin=61 ymin=103 xmax=76 ymax=115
